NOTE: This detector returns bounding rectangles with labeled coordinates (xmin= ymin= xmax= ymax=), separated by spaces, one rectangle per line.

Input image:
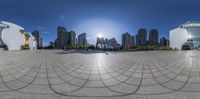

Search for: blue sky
xmin=0 ymin=0 xmax=200 ymax=45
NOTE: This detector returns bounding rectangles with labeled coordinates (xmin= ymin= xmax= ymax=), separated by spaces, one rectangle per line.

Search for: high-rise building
xmin=122 ymin=32 xmax=132 ymax=48
xmin=78 ymin=33 xmax=87 ymax=45
xmin=32 ymin=30 xmax=40 ymax=48
xmin=68 ymin=31 xmax=76 ymax=46
xmin=149 ymin=29 xmax=158 ymax=46
xmin=49 ymin=41 xmax=55 ymax=48
xmin=131 ymin=36 xmax=135 ymax=46
xmin=75 ymin=36 xmax=78 ymax=45
xmin=135 ymin=34 xmax=140 ymax=46
xmin=137 ymin=28 xmax=147 ymax=46
xmin=55 ymin=39 xmax=58 ymax=48
xmin=160 ymin=37 xmax=169 ymax=47
xmin=56 ymin=26 xmax=68 ymax=48
xmin=40 ymin=37 xmax=43 ymax=47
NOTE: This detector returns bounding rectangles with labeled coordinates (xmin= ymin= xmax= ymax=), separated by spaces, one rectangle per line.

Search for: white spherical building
xmin=0 ymin=21 xmax=37 ymax=50
xmin=170 ymin=21 xmax=200 ymax=50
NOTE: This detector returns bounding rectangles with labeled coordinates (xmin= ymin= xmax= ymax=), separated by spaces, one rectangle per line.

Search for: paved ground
xmin=0 ymin=50 xmax=200 ymax=99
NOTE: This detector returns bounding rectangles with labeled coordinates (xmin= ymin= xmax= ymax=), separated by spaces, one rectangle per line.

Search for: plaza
xmin=0 ymin=50 xmax=200 ymax=99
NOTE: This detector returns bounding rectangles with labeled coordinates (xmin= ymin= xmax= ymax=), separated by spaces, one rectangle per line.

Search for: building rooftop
xmin=180 ymin=21 xmax=200 ymax=28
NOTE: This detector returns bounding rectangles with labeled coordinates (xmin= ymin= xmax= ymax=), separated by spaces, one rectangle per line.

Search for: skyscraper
xmin=160 ymin=37 xmax=169 ymax=47
xmin=135 ymin=34 xmax=140 ymax=46
xmin=40 ymin=37 xmax=43 ymax=47
xmin=75 ymin=36 xmax=78 ymax=45
xmin=68 ymin=31 xmax=76 ymax=46
xmin=131 ymin=36 xmax=135 ymax=46
xmin=149 ymin=29 xmax=158 ymax=46
xmin=122 ymin=32 xmax=132 ymax=49
xmin=78 ymin=33 xmax=87 ymax=45
xmin=55 ymin=39 xmax=58 ymax=48
xmin=137 ymin=28 xmax=147 ymax=46
xmin=32 ymin=30 xmax=40 ymax=48
xmin=56 ymin=26 xmax=68 ymax=49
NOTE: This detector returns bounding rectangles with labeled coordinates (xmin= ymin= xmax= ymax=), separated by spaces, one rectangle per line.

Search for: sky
xmin=0 ymin=0 xmax=200 ymax=46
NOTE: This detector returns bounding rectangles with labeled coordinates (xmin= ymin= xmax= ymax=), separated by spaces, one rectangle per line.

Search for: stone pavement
xmin=0 ymin=50 xmax=200 ymax=99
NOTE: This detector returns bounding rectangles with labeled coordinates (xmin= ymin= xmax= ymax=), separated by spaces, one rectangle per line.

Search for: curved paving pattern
xmin=0 ymin=50 xmax=200 ymax=98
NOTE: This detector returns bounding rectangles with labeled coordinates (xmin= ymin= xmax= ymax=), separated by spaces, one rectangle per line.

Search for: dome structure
xmin=0 ymin=21 xmax=37 ymax=50
xmin=170 ymin=21 xmax=200 ymax=50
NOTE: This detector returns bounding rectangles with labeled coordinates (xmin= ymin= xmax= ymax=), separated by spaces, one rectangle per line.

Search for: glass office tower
xmin=181 ymin=22 xmax=200 ymax=49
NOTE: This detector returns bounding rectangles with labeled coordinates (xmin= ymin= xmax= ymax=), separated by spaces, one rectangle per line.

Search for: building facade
xmin=32 ymin=30 xmax=42 ymax=48
xmin=160 ymin=37 xmax=169 ymax=47
xmin=78 ymin=33 xmax=87 ymax=45
xmin=68 ymin=31 xmax=76 ymax=46
xmin=149 ymin=29 xmax=158 ymax=46
xmin=137 ymin=28 xmax=147 ymax=46
xmin=40 ymin=37 xmax=43 ymax=48
xmin=122 ymin=32 xmax=132 ymax=49
xmin=170 ymin=21 xmax=200 ymax=50
xmin=131 ymin=36 xmax=134 ymax=46
xmin=96 ymin=37 xmax=118 ymax=49
xmin=56 ymin=26 xmax=68 ymax=48
xmin=135 ymin=34 xmax=139 ymax=46
xmin=107 ymin=38 xmax=118 ymax=49
xmin=56 ymin=26 xmax=78 ymax=49
xmin=0 ymin=21 xmax=36 ymax=50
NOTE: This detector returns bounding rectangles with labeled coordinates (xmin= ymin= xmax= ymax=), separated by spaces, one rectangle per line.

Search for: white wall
xmin=169 ymin=28 xmax=188 ymax=50
xmin=1 ymin=21 xmax=37 ymax=51
xmin=29 ymin=33 xmax=37 ymax=50
xmin=1 ymin=21 xmax=24 ymax=50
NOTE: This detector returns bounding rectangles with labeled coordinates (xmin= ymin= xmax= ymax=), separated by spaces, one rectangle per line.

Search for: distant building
xmin=55 ymin=39 xmax=58 ymax=48
xmin=49 ymin=41 xmax=55 ymax=48
xmin=109 ymin=38 xmax=118 ymax=49
xmin=32 ymin=30 xmax=41 ymax=48
xmin=68 ymin=31 xmax=76 ymax=46
xmin=122 ymin=32 xmax=132 ymax=49
xmin=96 ymin=37 xmax=118 ymax=49
xmin=96 ymin=37 xmax=104 ymax=48
xmin=135 ymin=34 xmax=139 ymax=46
xmin=131 ymin=36 xmax=135 ymax=46
xmin=149 ymin=29 xmax=158 ymax=46
xmin=40 ymin=37 xmax=43 ymax=48
xmin=78 ymin=33 xmax=87 ymax=45
xmin=160 ymin=37 xmax=169 ymax=47
xmin=137 ymin=28 xmax=147 ymax=46
xmin=75 ymin=36 xmax=78 ymax=45
xmin=56 ymin=26 xmax=68 ymax=48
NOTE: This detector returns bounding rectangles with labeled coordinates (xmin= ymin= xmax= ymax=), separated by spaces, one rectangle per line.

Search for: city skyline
xmin=1 ymin=0 xmax=200 ymax=45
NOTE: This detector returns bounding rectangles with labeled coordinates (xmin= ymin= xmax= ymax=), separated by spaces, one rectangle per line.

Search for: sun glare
xmin=97 ymin=34 xmax=103 ymax=38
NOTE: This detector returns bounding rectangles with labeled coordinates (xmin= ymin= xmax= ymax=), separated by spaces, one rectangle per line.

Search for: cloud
xmin=37 ymin=25 xmax=46 ymax=30
xmin=43 ymin=31 xmax=49 ymax=34
xmin=59 ymin=15 xmax=65 ymax=20
xmin=36 ymin=25 xmax=49 ymax=34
